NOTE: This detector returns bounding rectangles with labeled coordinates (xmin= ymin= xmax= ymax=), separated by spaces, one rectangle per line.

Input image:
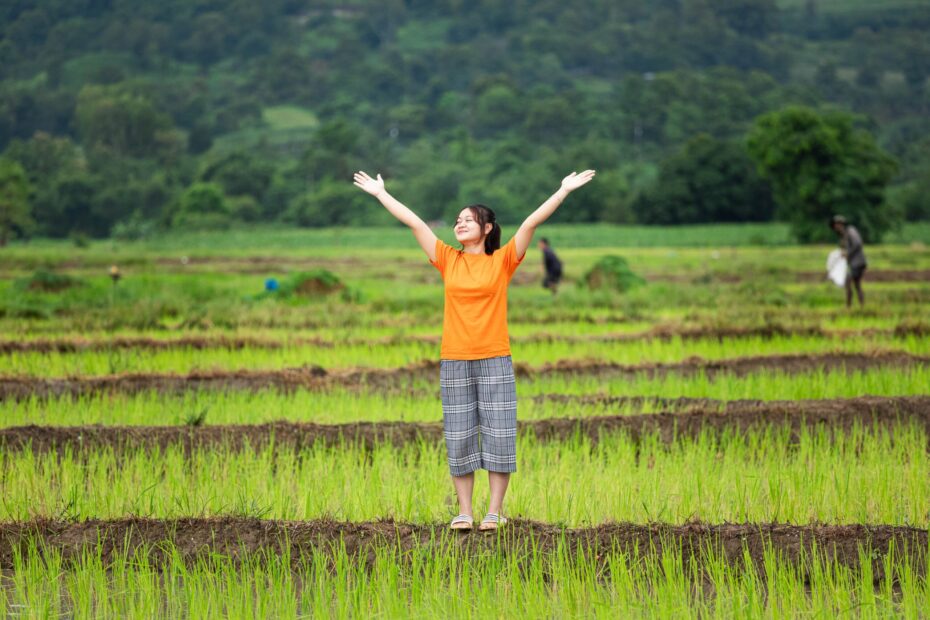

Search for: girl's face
xmin=454 ymin=208 xmax=490 ymax=244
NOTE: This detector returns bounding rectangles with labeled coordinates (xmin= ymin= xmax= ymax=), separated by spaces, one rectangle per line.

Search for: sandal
xmin=478 ymin=513 xmax=508 ymax=531
xmin=450 ymin=514 xmax=474 ymax=530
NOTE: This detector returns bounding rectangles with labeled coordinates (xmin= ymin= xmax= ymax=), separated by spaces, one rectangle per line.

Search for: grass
xmin=1 ymin=332 xmax=926 ymax=377
xmin=2 ymin=231 xmax=927 ymax=336
xmin=1 ymin=227 xmax=928 ymax=613
xmin=4 ymin=365 xmax=930 ymax=427
xmin=7 ymin=223 xmax=930 ymax=258
xmin=260 ymin=105 xmax=319 ymax=130
xmin=6 ymin=535 xmax=929 ymax=618
xmin=1 ymin=243 xmax=927 ymax=332
xmin=4 ymin=425 xmax=928 ymax=525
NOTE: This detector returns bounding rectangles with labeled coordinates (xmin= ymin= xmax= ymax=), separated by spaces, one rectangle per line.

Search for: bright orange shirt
xmin=430 ymin=237 xmax=525 ymax=360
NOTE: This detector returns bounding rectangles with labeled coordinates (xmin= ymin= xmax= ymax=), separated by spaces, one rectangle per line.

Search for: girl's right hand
xmin=353 ymin=171 xmax=385 ymax=197
xmin=560 ymin=170 xmax=596 ymax=193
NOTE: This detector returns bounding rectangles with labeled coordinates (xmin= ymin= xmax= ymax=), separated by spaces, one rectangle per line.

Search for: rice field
xmin=1 ymin=223 xmax=929 ymax=617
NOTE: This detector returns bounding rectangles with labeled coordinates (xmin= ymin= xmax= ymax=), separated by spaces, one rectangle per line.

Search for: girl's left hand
xmin=353 ymin=171 xmax=386 ymax=197
xmin=560 ymin=170 xmax=596 ymax=192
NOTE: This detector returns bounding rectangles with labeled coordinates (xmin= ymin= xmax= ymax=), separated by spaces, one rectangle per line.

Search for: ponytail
xmin=485 ymin=221 xmax=501 ymax=255
xmin=466 ymin=204 xmax=501 ymax=255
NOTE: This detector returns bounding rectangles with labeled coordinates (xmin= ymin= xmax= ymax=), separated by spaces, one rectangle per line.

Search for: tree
xmin=75 ymin=86 xmax=173 ymax=158
xmin=523 ymin=97 xmax=579 ymax=142
xmin=300 ymin=118 xmax=362 ymax=184
xmin=747 ymin=106 xmax=898 ymax=242
xmin=199 ymin=151 xmax=274 ymax=204
xmin=284 ymin=179 xmax=377 ymax=227
xmin=183 ymin=13 xmax=233 ymax=66
xmin=2 ymin=133 xmax=87 ymax=237
xmin=0 ymin=158 xmax=33 ymax=245
xmin=48 ymin=175 xmax=103 ymax=238
xmin=893 ymin=170 xmax=930 ymax=221
xmin=635 ymin=134 xmax=775 ymax=224
xmin=473 ymin=84 xmax=522 ymax=138
xmin=2 ymin=132 xmax=84 ymax=182
xmin=171 ymin=182 xmax=231 ymax=229
xmin=715 ymin=0 xmax=777 ymax=37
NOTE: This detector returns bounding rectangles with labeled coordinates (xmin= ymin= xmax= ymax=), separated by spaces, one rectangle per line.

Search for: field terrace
xmin=1 ymin=225 xmax=929 ymax=614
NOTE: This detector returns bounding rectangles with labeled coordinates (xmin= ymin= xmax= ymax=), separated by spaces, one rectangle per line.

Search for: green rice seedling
xmin=3 ymin=425 xmax=927 ymax=525
xmin=3 ymin=364 xmax=929 ymax=428
xmin=1 ymin=332 xmax=926 ymax=377
xmin=183 ymin=407 xmax=209 ymax=427
xmin=518 ymin=365 xmax=930 ymax=401
xmin=6 ymin=530 xmax=930 ymax=618
xmin=3 ymin=235 xmax=927 ymax=332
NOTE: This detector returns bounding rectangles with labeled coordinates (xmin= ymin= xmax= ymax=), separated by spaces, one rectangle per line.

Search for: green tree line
xmin=0 ymin=0 xmax=927 ymax=243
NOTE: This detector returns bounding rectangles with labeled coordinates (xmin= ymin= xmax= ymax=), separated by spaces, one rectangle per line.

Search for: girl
xmin=353 ymin=169 xmax=596 ymax=530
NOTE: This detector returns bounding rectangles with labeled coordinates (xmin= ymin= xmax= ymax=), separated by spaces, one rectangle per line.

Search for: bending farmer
xmin=353 ymin=169 xmax=595 ymax=531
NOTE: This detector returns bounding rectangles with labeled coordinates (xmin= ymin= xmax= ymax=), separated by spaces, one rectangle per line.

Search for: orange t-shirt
xmin=429 ymin=237 xmax=525 ymax=360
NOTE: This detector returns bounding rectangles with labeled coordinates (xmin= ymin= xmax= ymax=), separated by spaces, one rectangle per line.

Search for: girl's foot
xmin=450 ymin=514 xmax=474 ymax=530
xmin=478 ymin=513 xmax=507 ymax=531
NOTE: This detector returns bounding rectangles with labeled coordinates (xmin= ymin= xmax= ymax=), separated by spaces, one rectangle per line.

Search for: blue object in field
xmin=265 ymin=278 xmax=279 ymax=292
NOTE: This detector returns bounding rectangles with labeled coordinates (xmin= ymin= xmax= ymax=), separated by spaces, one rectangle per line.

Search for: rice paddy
xmin=1 ymin=223 xmax=928 ymax=617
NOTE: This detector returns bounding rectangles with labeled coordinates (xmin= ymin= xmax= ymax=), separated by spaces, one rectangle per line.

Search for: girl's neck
xmin=461 ymin=241 xmax=485 ymax=255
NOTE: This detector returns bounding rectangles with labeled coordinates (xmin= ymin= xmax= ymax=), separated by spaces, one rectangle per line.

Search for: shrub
xmin=580 ymin=256 xmax=645 ymax=292
xmin=283 ymin=269 xmax=344 ymax=296
xmin=15 ymin=269 xmax=84 ymax=293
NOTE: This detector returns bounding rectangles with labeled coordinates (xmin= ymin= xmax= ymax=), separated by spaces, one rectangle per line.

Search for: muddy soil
xmin=530 ymin=351 xmax=929 ymax=380
xmin=795 ymin=269 xmax=930 ymax=283
xmin=0 ymin=335 xmax=329 ymax=353
xmin=0 ymin=518 xmax=923 ymax=581
xmin=4 ymin=325 xmax=927 ymax=354
xmin=2 ymin=396 xmax=927 ymax=454
xmin=2 ymin=352 xmax=926 ymax=401
xmin=646 ymin=269 xmax=930 ymax=284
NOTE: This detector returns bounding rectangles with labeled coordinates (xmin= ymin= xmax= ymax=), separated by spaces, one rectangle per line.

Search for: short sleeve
xmin=429 ymin=238 xmax=457 ymax=276
xmin=501 ymin=237 xmax=525 ymax=277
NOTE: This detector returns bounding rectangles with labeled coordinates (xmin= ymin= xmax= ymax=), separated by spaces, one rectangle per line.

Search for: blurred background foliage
xmin=1 ymin=0 xmax=929 ymax=243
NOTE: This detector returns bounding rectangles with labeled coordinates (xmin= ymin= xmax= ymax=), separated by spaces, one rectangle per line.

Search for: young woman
xmin=353 ymin=169 xmax=596 ymax=530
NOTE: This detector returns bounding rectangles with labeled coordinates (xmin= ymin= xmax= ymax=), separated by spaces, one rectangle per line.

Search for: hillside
xmin=1 ymin=0 xmax=929 ymax=236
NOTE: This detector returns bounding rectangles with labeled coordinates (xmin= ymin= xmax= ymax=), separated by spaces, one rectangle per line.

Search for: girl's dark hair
xmin=465 ymin=204 xmax=501 ymax=255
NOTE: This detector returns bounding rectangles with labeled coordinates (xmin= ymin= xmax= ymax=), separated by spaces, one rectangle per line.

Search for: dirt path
xmin=2 ymin=325 xmax=926 ymax=354
xmin=2 ymin=396 xmax=927 ymax=454
xmin=2 ymin=352 xmax=926 ymax=401
xmin=0 ymin=517 xmax=923 ymax=579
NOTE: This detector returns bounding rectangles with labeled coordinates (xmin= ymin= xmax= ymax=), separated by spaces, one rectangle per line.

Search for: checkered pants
xmin=440 ymin=356 xmax=517 ymax=476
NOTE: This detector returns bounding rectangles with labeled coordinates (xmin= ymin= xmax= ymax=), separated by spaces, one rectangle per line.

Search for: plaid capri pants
xmin=440 ymin=355 xmax=518 ymax=476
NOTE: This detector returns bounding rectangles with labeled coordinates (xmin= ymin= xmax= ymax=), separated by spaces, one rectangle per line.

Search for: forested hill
xmin=1 ymin=0 xmax=929 ymax=238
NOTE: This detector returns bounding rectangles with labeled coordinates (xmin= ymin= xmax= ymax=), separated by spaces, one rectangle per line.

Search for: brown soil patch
xmin=46 ymin=254 xmax=930 ymax=284
xmin=293 ymin=277 xmax=343 ymax=296
xmin=2 ymin=352 xmax=926 ymax=401
xmin=5 ymin=325 xmax=926 ymax=354
xmin=647 ymin=269 xmax=930 ymax=284
xmin=796 ymin=269 xmax=930 ymax=283
xmin=0 ymin=335 xmax=312 ymax=354
xmin=528 ymin=351 xmax=929 ymax=381
xmin=0 ymin=518 xmax=923 ymax=580
xmin=2 ymin=396 xmax=927 ymax=454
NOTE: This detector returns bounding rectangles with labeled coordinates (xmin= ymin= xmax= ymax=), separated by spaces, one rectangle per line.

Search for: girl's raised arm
xmin=513 ymin=170 xmax=596 ymax=259
xmin=353 ymin=171 xmax=438 ymax=262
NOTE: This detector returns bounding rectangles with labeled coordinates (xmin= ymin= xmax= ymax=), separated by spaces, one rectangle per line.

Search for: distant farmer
xmin=538 ymin=237 xmax=563 ymax=294
xmin=353 ymin=169 xmax=596 ymax=531
xmin=830 ymin=215 xmax=867 ymax=307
